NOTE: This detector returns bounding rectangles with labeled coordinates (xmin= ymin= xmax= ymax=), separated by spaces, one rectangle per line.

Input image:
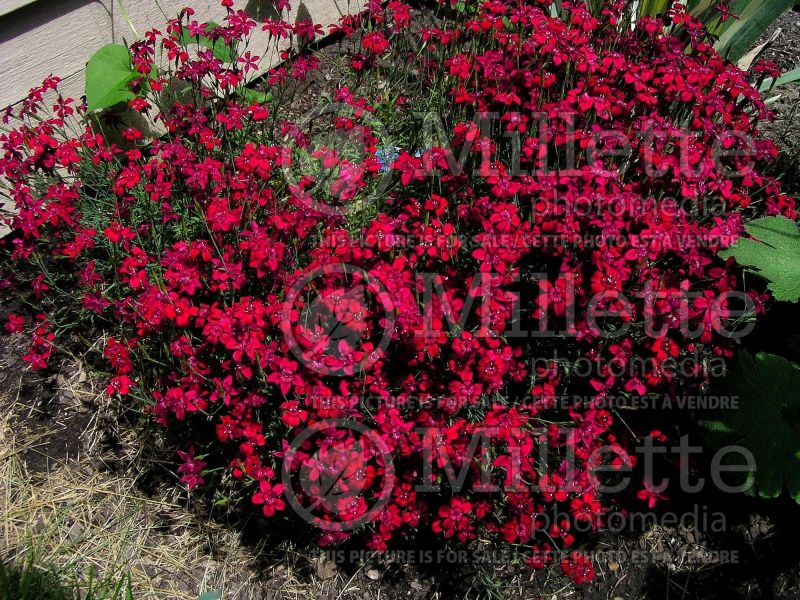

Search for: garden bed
xmin=1 ymin=2 xmax=800 ymax=599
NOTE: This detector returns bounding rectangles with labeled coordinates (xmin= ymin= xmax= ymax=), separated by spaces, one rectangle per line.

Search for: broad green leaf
xmin=714 ymin=0 xmax=795 ymax=63
xmin=701 ymin=351 xmax=800 ymax=502
xmin=85 ymin=44 xmax=137 ymax=112
xmin=240 ymin=88 xmax=273 ymax=104
xmin=719 ymin=215 xmax=800 ymax=302
xmin=637 ymin=0 xmax=671 ymax=18
xmin=737 ymin=27 xmax=781 ymax=70
xmin=178 ymin=21 xmax=237 ymax=63
xmin=197 ymin=592 xmax=222 ymax=600
xmin=688 ymin=0 xmax=716 ymax=18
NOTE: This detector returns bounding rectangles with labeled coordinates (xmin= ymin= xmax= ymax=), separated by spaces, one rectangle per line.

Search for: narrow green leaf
xmin=698 ymin=419 xmax=735 ymax=434
xmin=638 ymin=0 xmax=671 ymax=18
xmin=688 ymin=0 xmax=715 ymax=17
xmin=760 ymin=67 xmax=800 ymax=92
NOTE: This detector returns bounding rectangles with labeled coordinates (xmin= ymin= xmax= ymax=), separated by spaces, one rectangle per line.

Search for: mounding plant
xmin=0 ymin=0 xmax=797 ymax=586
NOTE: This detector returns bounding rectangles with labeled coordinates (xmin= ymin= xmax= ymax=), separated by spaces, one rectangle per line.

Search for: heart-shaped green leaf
xmin=85 ymin=44 xmax=138 ymax=112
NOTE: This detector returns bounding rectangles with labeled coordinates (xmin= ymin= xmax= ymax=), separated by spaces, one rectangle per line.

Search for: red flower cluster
xmin=0 ymin=0 xmax=794 ymax=586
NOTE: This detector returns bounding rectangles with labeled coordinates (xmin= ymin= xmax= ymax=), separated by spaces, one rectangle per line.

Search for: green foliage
xmin=85 ymin=44 xmax=138 ymax=113
xmin=0 ymin=558 xmax=132 ymax=600
xmin=719 ymin=216 xmax=800 ymax=303
xmin=760 ymin=67 xmax=800 ymax=92
xmin=637 ymin=0 xmax=673 ymax=19
xmin=197 ymin=592 xmax=222 ymax=600
xmin=710 ymin=217 xmax=800 ymax=503
xmin=178 ymin=21 xmax=237 ymax=63
xmin=702 ymin=351 xmax=800 ymax=501
xmin=711 ymin=0 xmax=796 ymax=63
xmin=239 ymin=88 xmax=273 ymax=104
xmin=84 ymin=23 xmax=253 ymax=115
xmin=0 ymin=558 xmax=70 ymax=600
xmin=633 ymin=0 xmax=794 ymax=63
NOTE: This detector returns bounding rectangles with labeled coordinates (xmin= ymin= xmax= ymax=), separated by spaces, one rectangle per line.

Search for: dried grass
xmin=0 ymin=388 xmax=340 ymax=599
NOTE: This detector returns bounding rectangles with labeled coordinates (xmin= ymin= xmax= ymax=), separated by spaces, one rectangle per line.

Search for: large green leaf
xmin=701 ymin=351 xmax=800 ymax=501
xmin=85 ymin=44 xmax=137 ymax=112
xmin=178 ymin=21 xmax=237 ymax=63
xmin=714 ymin=0 xmax=795 ymax=63
xmin=719 ymin=216 xmax=800 ymax=302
